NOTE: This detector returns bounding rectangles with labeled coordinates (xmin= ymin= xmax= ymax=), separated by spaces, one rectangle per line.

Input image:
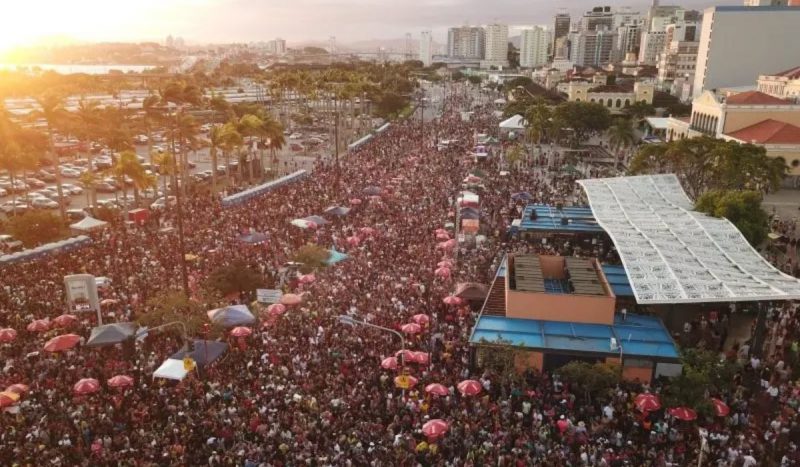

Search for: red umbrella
xmin=298 ymin=274 xmax=316 ymax=284
xmin=411 ymin=351 xmax=430 ymax=364
xmin=27 ymin=319 xmax=50 ymax=333
xmin=394 ymin=375 xmax=418 ymax=389
xmin=422 ymin=419 xmax=449 ymax=439
xmin=425 ymin=383 xmax=450 ymax=397
xmin=711 ymin=398 xmax=730 ymax=417
xmin=43 ymin=334 xmax=81 ymax=353
xmin=266 ymin=303 xmax=287 ymax=315
xmin=457 ymin=379 xmax=482 ymax=396
xmin=395 ymin=349 xmax=415 ymax=364
xmin=53 ymin=314 xmax=78 ymax=328
xmin=5 ymin=384 xmax=29 ymax=395
xmin=443 ymin=295 xmax=462 ymax=306
xmin=73 ymin=378 xmax=100 ymax=395
xmin=411 ymin=314 xmax=430 ymax=325
xmin=280 ymin=293 xmax=302 ymax=306
xmin=346 ymin=235 xmax=361 ymax=246
xmin=107 ymin=375 xmax=134 ymax=389
xmin=668 ymin=407 xmax=698 ymax=421
xmin=634 ymin=393 xmax=662 ymax=412
xmin=0 ymin=391 xmax=20 ymax=408
xmin=0 ymin=328 xmax=18 ymax=343
xmin=349 ymin=198 xmax=362 ymax=205
xmin=434 ymin=267 xmax=451 ymax=278
xmin=230 ymin=326 xmax=252 ymax=337
xmin=381 ymin=357 xmax=399 ymax=370
xmin=401 ymin=323 xmax=422 ymax=335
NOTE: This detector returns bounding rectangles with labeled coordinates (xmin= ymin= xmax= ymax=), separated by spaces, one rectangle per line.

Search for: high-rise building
xmin=638 ymin=31 xmax=667 ymax=65
xmin=582 ymin=6 xmax=614 ymax=31
xmin=693 ymin=5 xmax=800 ymax=97
xmin=274 ymin=38 xmax=286 ymax=55
xmin=743 ymin=0 xmax=789 ymax=5
xmin=615 ymin=24 xmax=643 ymax=61
xmin=419 ymin=31 xmax=433 ymax=67
xmin=520 ymin=27 xmax=551 ymax=69
xmin=328 ymin=36 xmax=337 ymax=55
xmin=570 ymin=29 xmax=618 ymax=67
xmin=404 ymin=33 xmax=413 ymax=60
xmin=552 ymin=12 xmax=571 ymax=58
xmin=447 ymin=26 xmax=485 ymax=59
xmin=484 ymin=23 xmax=509 ymax=65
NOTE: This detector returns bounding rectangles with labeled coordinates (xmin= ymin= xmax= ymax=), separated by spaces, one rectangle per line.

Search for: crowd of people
xmin=1 ymin=86 xmax=799 ymax=466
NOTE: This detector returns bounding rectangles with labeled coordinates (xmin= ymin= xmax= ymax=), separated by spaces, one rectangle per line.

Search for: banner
xmin=64 ymin=274 xmax=100 ymax=314
xmin=256 ymin=289 xmax=283 ymax=304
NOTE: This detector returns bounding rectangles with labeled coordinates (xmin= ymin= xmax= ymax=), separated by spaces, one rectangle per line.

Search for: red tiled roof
xmin=588 ymin=84 xmax=633 ymax=93
xmin=725 ymin=119 xmax=800 ymax=144
xmin=725 ymin=90 xmax=792 ymax=106
xmin=774 ymin=66 xmax=800 ymax=80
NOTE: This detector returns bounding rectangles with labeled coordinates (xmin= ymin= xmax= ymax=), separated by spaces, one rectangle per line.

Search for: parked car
xmin=33 ymin=188 xmax=58 ymax=199
xmin=0 ymin=180 xmax=28 ymax=193
xmin=150 ymin=196 xmax=177 ymax=210
xmin=60 ymin=183 xmax=84 ymax=195
xmin=134 ymin=134 xmax=149 ymax=144
xmin=66 ymin=209 xmax=88 ymax=221
xmin=289 ymin=132 xmax=303 ymax=140
xmin=26 ymin=178 xmax=46 ymax=188
xmin=30 ymin=197 xmax=59 ymax=209
xmin=0 ymin=187 xmax=7 ymax=197
xmin=0 ymin=234 xmax=23 ymax=253
xmin=38 ymin=171 xmax=56 ymax=182
xmin=0 ymin=200 xmax=29 ymax=214
xmin=59 ymin=167 xmax=81 ymax=178
xmin=93 ymin=182 xmax=117 ymax=193
xmin=95 ymin=156 xmax=113 ymax=169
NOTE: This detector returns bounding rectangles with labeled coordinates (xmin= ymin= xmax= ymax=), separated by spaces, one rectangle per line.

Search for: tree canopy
xmin=695 ymin=190 xmax=770 ymax=246
xmin=6 ymin=211 xmax=66 ymax=247
xmin=552 ymin=101 xmax=612 ymax=147
xmin=206 ymin=260 xmax=265 ymax=299
xmin=629 ymin=137 xmax=787 ymax=200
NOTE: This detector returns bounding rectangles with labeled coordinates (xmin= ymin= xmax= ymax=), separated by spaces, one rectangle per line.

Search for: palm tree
xmin=237 ymin=114 xmax=264 ymax=184
xmin=258 ymin=114 xmax=284 ymax=179
xmin=152 ymin=151 xmax=176 ymax=196
xmin=524 ymin=100 xmax=552 ymax=147
xmin=608 ymin=118 xmax=637 ymax=154
xmin=109 ymin=150 xmax=154 ymax=208
xmin=75 ymin=99 xmax=101 ymax=175
xmin=32 ymin=92 xmax=70 ymax=220
xmin=142 ymin=94 xmax=161 ymax=164
xmin=78 ymin=170 xmax=99 ymax=207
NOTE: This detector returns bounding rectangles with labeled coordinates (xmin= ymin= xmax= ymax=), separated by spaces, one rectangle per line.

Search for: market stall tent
xmin=70 ymin=216 xmax=109 ymax=232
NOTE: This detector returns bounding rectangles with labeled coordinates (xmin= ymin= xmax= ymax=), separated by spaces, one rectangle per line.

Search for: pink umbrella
xmin=43 ymin=334 xmax=81 ymax=353
xmin=53 ymin=314 xmax=78 ymax=328
xmin=349 ymin=198 xmax=362 ymax=205
xmin=411 ymin=314 xmax=430 ymax=325
xmin=73 ymin=378 xmax=101 ymax=395
xmin=266 ymin=303 xmax=287 ymax=315
xmin=411 ymin=351 xmax=430 ymax=364
xmin=298 ymin=274 xmax=316 ymax=284
xmin=394 ymin=375 xmax=418 ymax=389
xmin=711 ymin=398 xmax=730 ymax=417
xmin=634 ymin=393 xmax=661 ymax=412
xmin=422 ymin=419 xmax=450 ymax=439
xmin=401 ymin=323 xmax=422 ymax=335
xmin=27 ymin=319 xmax=50 ymax=333
xmin=434 ymin=267 xmax=451 ymax=279
xmin=436 ymin=232 xmax=450 ymax=240
xmin=5 ymin=384 xmax=29 ymax=395
xmin=0 ymin=328 xmax=17 ymax=343
xmin=346 ymin=235 xmax=361 ymax=246
xmin=381 ymin=357 xmax=399 ymax=370
xmin=280 ymin=294 xmax=303 ymax=306
xmin=230 ymin=326 xmax=253 ymax=337
xmin=425 ymin=384 xmax=450 ymax=397
xmin=107 ymin=375 xmax=134 ymax=389
xmin=395 ymin=349 xmax=415 ymax=364
xmin=443 ymin=295 xmax=462 ymax=306
xmin=100 ymin=298 xmax=119 ymax=306
xmin=457 ymin=379 xmax=482 ymax=396
xmin=668 ymin=407 xmax=698 ymax=421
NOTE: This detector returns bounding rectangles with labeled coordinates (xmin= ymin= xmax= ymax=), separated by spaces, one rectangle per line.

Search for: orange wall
xmin=539 ymin=255 xmax=565 ymax=279
xmin=506 ymin=288 xmax=616 ymax=324
xmin=723 ymin=109 xmax=800 ymax=134
xmin=622 ymin=366 xmax=653 ymax=384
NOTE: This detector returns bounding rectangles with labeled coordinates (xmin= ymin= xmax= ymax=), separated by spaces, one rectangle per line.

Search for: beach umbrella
xmin=436 ymin=232 xmax=450 ymax=240
xmin=394 ymin=375 xmax=418 ymax=389
xmin=0 ymin=328 xmax=17 ymax=343
xmin=346 ymin=235 xmax=361 ymax=246
xmin=381 ymin=357 xmax=399 ymax=370
xmin=230 ymin=326 xmax=252 ymax=338
xmin=395 ymin=349 xmax=415 ymax=364
xmin=107 ymin=375 xmax=134 ymax=389
xmin=100 ymin=298 xmax=119 ymax=306
xmin=0 ymin=391 xmax=20 ymax=407
xmin=401 ymin=323 xmax=422 ymax=335
xmin=349 ymin=198 xmax=362 ymax=205
xmin=207 ymin=305 xmax=256 ymax=327
xmin=280 ymin=294 xmax=303 ymax=306
xmin=425 ymin=384 xmax=450 ymax=397
xmin=73 ymin=378 xmax=100 ymax=395
xmin=634 ymin=393 xmax=662 ymax=412
xmin=266 ymin=303 xmax=287 ymax=316
xmin=5 ymin=384 xmax=29 ymax=395
xmin=411 ymin=314 xmax=430 ymax=325
xmin=27 ymin=319 xmax=50 ymax=333
xmin=411 ymin=351 xmax=430 ymax=364
xmin=435 ymin=267 xmax=451 ymax=278
xmin=457 ymin=379 xmax=482 ymax=396
xmin=298 ymin=274 xmax=316 ymax=284
xmin=443 ymin=295 xmax=463 ymax=306
xmin=422 ymin=419 xmax=449 ymax=439
xmin=290 ymin=219 xmax=317 ymax=229
xmin=43 ymin=334 xmax=81 ymax=353
xmin=711 ymin=398 xmax=730 ymax=417
xmin=668 ymin=407 xmax=698 ymax=421
xmin=53 ymin=314 xmax=78 ymax=328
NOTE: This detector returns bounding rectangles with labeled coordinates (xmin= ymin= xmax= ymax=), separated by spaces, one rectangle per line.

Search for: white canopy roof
xmin=579 ymin=174 xmax=800 ymax=304
xmin=499 ymin=114 xmax=527 ymax=130
xmin=153 ymin=358 xmax=188 ymax=381
xmin=70 ymin=216 xmax=108 ymax=232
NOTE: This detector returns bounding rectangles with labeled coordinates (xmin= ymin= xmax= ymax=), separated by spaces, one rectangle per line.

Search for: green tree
xmin=293 ymin=244 xmax=331 ymax=273
xmin=31 ymin=92 xmax=70 ymax=220
xmin=374 ymin=92 xmax=409 ymax=118
xmin=623 ymin=101 xmax=655 ymax=120
xmin=608 ymin=117 xmax=637 ymax=153
xmin=506 ymin=144 xmax=525 ymax=170
xmin=664 ymin=349 xmax=740 ymax=417
xmin=205 ymin=260 xmax=265 ymax=299
xmin=137 ymin=289 xmax=214 ymax=336
xmin=559 ymin=361 xmax=621 ymax=402
xmin=552 ymin=101 xmax=612 ymax=147
xmin=108 ymin=150 xmax=154 ymax=208
xmin=6 ymin=210 xmax=65 ymax=247
xmin=524 ymin=100 xmax=552 ymax=145
xmin=695 ymin=190 xmax=770 ymax=246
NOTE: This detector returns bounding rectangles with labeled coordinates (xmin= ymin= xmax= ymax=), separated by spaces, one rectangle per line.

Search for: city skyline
xmin=2 ymin=0 xmax=730 ymax=50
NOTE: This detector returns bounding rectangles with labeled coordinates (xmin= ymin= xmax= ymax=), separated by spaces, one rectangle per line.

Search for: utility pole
xmin=419 ymin=90 xmax=425 ymax=151
xmin=170 ymin=108 xmax=190 ymax=297
xmin=334 ymin=96 xmax=340 ymax=192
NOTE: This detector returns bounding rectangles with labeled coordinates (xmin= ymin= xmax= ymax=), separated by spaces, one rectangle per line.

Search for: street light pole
xmin=170 ymin=107 xmax=190 ymax=297
xmin=419 ymin=90 xmax=425 ymax=152
xmin=337 ymin=315 xmax=407 ymax=396
xmin=334 ymin=96 xmax=340 ymax=192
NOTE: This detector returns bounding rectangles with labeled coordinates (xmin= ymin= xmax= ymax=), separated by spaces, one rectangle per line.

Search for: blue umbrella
xmin=206 ymin=305 xmax=255 ymax=327
xmin=324 ymin=206 xmax=351 ymax=217
xmin=171 ymin=340 xmax=229 ymax=367
xmin=239 ymin=232 xmax=268 ymax=244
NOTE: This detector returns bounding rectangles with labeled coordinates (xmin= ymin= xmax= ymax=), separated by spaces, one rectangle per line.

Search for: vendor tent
xmin=324 ymin=206 xmax=351 ymax=217
xmin=207 ymin=305 xmax=255 ymax=327
xmin=70 ymin=216 xmax=109 ymax=232
xmin=325 ymin=249 xmax=349 ymax=265
xmin=455 ymin=282 xmax=489 ymax=301
xmin=499 ymin=114 xmax=526 ymax=131
xmin=86 ymin=322 xmax=138 ymax=347
xmin=221 ymin=170 xmax=308 ymax=208
xmin=0 ymin=235 xmax=92 ymax=265
xmin=153 ymin=359 xmax=188 ymax=381
xmin=171 ymin=340 xmax=228 ymax=367
xmin=303 ymin=215 xmax=329 ymax=226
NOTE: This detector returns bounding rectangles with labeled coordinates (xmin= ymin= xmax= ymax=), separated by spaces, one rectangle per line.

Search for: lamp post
xmin=337 ymin=315 xmax=408 ymax=396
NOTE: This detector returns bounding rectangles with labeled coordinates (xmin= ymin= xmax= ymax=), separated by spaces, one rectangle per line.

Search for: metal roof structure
xmin=578 ymin=174 xmax=800 ymax=304
xmin=515 ymin=204 xmax=604 ymax=234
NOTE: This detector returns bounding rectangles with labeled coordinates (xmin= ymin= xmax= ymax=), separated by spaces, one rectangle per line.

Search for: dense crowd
xmin=1 ymin=88 xmax=799 ymax=466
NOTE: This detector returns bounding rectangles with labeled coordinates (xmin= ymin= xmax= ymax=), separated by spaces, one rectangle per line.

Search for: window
xmin=616 ymin=99 xmax=622 ymax=108
xmin=792 ymin=159 xmax=800 ymax=168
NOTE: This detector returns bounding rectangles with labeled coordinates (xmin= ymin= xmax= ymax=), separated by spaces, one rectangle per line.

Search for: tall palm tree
xmin=32 ymin=92 xmax=70 ymax=220
xmin=142 ymin=94 xmax=161 ymax=164
xmin=524 ymin=100 xmax=552 ymax=147
xmin=237 ymin=114 xmax=264 ymax=184
xmin=109 ymin=150 xmax=154 ymax=208
xmin=608 ymin=118 xmax=637 ymax=154
xmin=75 ymin=99 xmax=101 ymax=174
xmin=78 ymin=170 xmax=99 ymax=207
xmin=220 ymin=122 xmax=242 ymax=189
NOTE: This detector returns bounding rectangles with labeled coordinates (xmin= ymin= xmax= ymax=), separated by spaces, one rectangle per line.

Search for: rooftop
xmin=578 ymin=174 xmax=800 ymax=304
xmin=725 ymin=90 xmax=793 ymax=106
xmin=725 ymin=119 xmax=800 ymax=144
xmin=470 ymin=313 xmax=679 ymax=360
xmin=771 ymin=66 xmax=800 ymax=80
xmin=515 ymin=204 xmax=604 ymax=234
xmin=589 ymin=84 xmax=633 ymax=93
xmin=510 ymin=254 xmax=607 ymax=296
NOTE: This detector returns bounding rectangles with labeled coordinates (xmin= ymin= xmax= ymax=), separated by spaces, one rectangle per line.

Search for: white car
xmin=0 ymin=200 xmax=29 ymax=214
xmin=0 ymin=234 xmax=23 ymax=252
xmin=60 ymin=184 xmax=83 ymax=195
xmin=150 ymin=196 xmax=177 ymax=210
xmin=289 ymin=133 xmax=303 ymax=140
xmin=134 ymin=134 xmax=149 ymax=144
xmin=31 ymin=197 xmax=59 ymax=209
xmin=60 ymin=168 xmax=81 ymax=178
xmin=0 ymin=187 xmax=7 ymax=197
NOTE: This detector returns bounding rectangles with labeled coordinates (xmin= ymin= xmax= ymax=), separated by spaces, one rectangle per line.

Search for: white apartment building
xmin=483 ymin=23 xmax=509 ymax=68
xmin=693 ymin=6 xmax=800 ymax=98
xmin=638 ymin=31 xmax=667 ymax=66
xmin=447 ymin=26 xmax=485 ymax=59
xmin=519 ymin=27 xmax=551 ymax=69
xmin=419 ymin=31 xmax=433 ymax=66
xmin=758 ymin=66 xmax=800 ymax=100
xmin=657 ymin=40 xmax=699 ymax=97
xmin=570 ymin=29 xmax=617 ymax=67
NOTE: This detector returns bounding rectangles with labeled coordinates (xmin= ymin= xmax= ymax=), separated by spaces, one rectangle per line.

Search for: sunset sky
xmin=1 ymin=0 xmax=723 ymax=49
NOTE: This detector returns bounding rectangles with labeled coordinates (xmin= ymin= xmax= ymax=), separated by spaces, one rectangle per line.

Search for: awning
xmin=170 ymin=340 xmax=228 ymax=367
xmin=153 ymin=358 xmax=188 ymax=381
xmin=499 ymin=114 xmax=526 ymax=130
xmin=207 ymin=305 xmax=255 ymax=327
xmin=70 ymin=216 xmax=109 ymax=232
xmin=86 ymin=322 xmax=138 ymax=347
